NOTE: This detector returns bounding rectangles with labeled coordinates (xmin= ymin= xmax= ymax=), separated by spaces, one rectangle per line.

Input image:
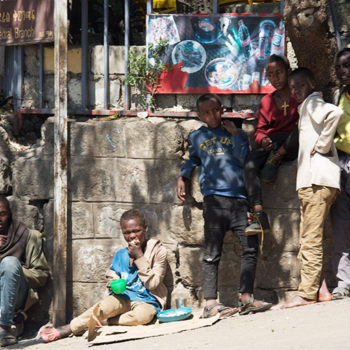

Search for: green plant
xmin=126 ymin=39 xmax=170 ymax=110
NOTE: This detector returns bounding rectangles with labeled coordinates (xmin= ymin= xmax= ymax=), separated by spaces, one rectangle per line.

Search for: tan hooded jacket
xmin=106 ymin=238 xmax=168 ymax=310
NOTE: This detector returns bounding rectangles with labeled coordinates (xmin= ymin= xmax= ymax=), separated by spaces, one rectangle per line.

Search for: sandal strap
xmin=332 ymin=287 xmax=349 ymax=297
xmin=204 ymin=301 xmax=222 ymax=313
xmin=202 ymin=302 xmax=237 ymax=318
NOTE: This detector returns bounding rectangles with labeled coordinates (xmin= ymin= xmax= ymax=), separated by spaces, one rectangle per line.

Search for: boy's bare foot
xmin=318 ymin=291 xmax=332 ymax=302
xmin=280 ymin=295 xmax=316 ymax=309
xmin=317 ymin=278 xmax=332 ymax=302
xmin=40 ymin=324 xmax=72 ymax=343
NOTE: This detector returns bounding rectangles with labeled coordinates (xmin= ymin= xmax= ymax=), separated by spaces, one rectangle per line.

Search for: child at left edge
xmin=177 ymin=93 xmax=272 ymax=318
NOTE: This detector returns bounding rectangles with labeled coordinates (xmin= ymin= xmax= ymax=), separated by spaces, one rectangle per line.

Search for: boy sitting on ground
xmin=282 ymin=68 xmax=342 ymax=308
xmin=40 ymin=209 xmax=168 ymax=342
xmin=177 ymin=93 xmax=272 ymax=318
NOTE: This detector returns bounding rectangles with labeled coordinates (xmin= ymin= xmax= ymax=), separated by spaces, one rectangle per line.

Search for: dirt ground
xmin=11 ymin=297 xmax=350 ymax=350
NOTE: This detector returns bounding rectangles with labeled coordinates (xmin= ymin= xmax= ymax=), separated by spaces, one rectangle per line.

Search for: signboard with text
xmin=0 ymin=0 xmax=54 ymax=45
xmin=147 ymin=14 xmax=285 ymax=94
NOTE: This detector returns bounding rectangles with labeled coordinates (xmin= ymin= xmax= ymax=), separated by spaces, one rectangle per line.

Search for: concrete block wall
xmin=22 ymin=44 xmax=265 ymax=113
xmin=11 ymin=117 xmax=336 ymax=318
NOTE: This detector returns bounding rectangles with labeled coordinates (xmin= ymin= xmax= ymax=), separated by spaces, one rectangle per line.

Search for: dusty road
xmin=11 ymin=298 xmax=350 ymax=350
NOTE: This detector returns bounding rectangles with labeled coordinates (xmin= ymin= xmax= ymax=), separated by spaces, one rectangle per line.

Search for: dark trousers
xmin=243 ymin=127 xmax=299 ymax=207
xmin=202 ymin=195 xmax=259 ymax=300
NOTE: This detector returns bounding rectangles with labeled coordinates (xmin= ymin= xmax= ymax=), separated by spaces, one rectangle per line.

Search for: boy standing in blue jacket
xmin=177 ymin=93 xmax=272 ymax=318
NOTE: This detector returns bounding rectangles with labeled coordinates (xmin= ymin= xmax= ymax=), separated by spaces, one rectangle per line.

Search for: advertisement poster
xmin=0 ymin=0 xmax=54 ymax=45
xmin=147 ymin=14 xmax=285 ymax=94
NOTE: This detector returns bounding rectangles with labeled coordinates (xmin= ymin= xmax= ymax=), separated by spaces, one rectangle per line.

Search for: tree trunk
xmin=284 ymin=0 xmax=337 ymax=101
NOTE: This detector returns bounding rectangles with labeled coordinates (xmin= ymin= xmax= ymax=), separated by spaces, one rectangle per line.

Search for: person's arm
xmin=105 ymin=266 xmax=120 ymax=290
xmin=177 ymin=135 xmax=201 ymax=200
xmin=307 ymin=99 xmax=343 ymax=155
xmin=254 ymin=99 xmax=272 ymax=147
xmin=133 ymin=244 xmax=167 ymax=291
xmin=22 ymin=230 xmax=50 ymax=289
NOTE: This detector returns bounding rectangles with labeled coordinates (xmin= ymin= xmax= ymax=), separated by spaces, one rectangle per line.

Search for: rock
xmin=159 ymin=205 xmax=204 ymax=245
xmin=178 ymin=246 xmax=203 ymax=288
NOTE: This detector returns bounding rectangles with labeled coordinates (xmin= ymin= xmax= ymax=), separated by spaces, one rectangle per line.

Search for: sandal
xmin=331 ymin=287 xmax=350 ymax=300
xmin=202 ymin=302 xmax=239 ymax=319
xmin=0 ymin=328 xmax=17 ymax=347
xmin=239 ymin=297 xmax=272 ymax=315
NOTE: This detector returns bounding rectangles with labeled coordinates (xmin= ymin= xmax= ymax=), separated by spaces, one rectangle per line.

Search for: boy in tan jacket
xmin=282 ymin=68 xmax=342 ymax=308
xmin=40 ymin=209 xmax=168 ymax=342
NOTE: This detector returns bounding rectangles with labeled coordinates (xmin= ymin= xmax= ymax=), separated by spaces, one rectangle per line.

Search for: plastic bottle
xmin=271 ymin=21 xmax=285 ymax=55
xmin=238 ymin=20 xmax=251 ymax=60
xmin=272 ymin=20 xmax=285 ymax=48
xmin=258 ymin=20 xmax=275 ymax=61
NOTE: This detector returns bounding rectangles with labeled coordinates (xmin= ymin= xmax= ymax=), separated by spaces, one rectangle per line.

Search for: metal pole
xmin=280 ymin=0 xmax=285 ymax=14
xmin=146 ymin=0 xmax=152 ymax=110
xmin=53 ymin=0 xmax=68 ymax=327
xmin=82 ymin=0 xmax=89 ymax=109
xmin=104 ymin=0 xmax=109 ymax=109
xmin=146 ymin=0 xmax=152 ymax=15
xmin=328 ymin=0 xmax=341 ymax=50
xmin=14 ymin=46 xmax=23 ymax=111
xmin=213 ymin=0 xmax=218 ymax=14
xmin=39 ymin=44 xmax=43 ymax=109
xmin=124 ymin=0 xmax=130 ymax=110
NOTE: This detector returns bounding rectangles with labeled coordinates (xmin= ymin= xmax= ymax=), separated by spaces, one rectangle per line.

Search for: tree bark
xmin=284 ymin=0 xmax=337 ymax=101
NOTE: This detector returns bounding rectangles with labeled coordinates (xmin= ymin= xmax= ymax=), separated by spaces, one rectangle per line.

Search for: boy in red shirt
xmin=244 ymin=55 xmax=299 ymax=234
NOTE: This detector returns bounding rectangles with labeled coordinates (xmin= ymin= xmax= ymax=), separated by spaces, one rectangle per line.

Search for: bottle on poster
xmin=258 ymin=20 xmax=275 ymax=61
xmin=271 ymin=20 xmax=285 ymax=55
xmin=238 ymin=19 xmax=251 ymax=60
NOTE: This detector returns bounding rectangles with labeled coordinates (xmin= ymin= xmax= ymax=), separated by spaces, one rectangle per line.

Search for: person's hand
xmin=107 ymin=278 xmax=120 ymax=292
xmin=311 ymin=149 xmax=333 ymax=157
xmin=128 ymin=239 xmax=143 ymax=260
xmin=261 ymin=137 xmax=273 ymax=151
xmin=105 ymin=269 xmax=120 ymax=291
xmin=177 ymin=176 xmax=187 ymax=201
xmin=222 ymin=120 xmax=238 ymax=136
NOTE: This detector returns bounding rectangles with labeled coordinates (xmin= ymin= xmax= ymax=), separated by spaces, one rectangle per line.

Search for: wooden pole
xmin=53 ymin=0 xmax=68 ymax=326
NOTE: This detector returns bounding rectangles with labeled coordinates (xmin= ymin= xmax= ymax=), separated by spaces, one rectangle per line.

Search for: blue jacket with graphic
xmin=180 ymin=126 xmax=250 ymax=198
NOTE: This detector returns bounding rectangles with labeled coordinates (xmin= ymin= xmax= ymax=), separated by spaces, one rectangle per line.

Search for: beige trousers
xmin=297 ymin=185 xmax=338 ymax=300
xmin=70 ymin=295 xmax=157 ymax=335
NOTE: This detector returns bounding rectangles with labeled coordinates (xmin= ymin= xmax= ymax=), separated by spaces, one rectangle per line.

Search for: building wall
xmin=3 ymin=0 xmax=349 ymax=324
xmin=10 ymin=116 xmax=336 ymax=319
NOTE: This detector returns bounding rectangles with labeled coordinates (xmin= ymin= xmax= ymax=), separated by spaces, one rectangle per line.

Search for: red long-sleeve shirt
xmin=254 ymin=93 xmax=300 ymax=146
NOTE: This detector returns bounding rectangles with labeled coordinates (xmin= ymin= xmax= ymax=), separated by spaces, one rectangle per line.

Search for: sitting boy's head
xmin=288 ymin=67 xmax=316 ymax=103
xmin=120 ymin=209 xmax=148 ymax=248
xmin=266 ymin=54 xmax=290 ymax=70
xmin=335 ymin=48 xmax=350 ymax=86
xmin=196 ymin=93 xmax=223 ymax=129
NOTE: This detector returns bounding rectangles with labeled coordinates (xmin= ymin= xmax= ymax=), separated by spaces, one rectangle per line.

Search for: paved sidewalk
xmin=11 ymin=298 xmax=350 ymax=350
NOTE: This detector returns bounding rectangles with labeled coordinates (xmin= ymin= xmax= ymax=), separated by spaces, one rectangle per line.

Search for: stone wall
xmin=9 ymin=116 xmax=336 ymax=321
xmin=2 ymin=0 xmax=348 ymax=326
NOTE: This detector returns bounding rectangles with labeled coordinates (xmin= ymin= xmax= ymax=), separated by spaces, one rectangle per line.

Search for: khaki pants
xmin=297 ymin=185 xmax=338 ymax=300
xmin=70 ymin=295 xmax=157 ymax=335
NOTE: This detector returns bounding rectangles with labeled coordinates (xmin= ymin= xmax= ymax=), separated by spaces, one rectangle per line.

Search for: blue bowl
xmin=157 ymin=307 xmax=193 ymax=323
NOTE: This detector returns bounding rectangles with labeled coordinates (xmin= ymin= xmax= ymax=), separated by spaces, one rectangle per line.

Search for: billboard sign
xmin=147 ymin=14 xmax=285 ymax=94
xmin=0 ymin=0 xmax=54 ymax=45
